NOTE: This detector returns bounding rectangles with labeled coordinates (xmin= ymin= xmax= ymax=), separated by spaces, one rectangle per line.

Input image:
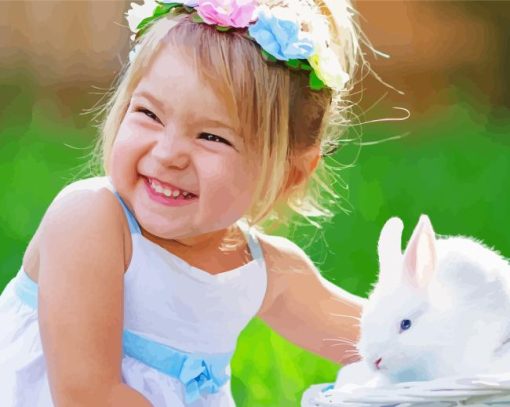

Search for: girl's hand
xmin=256 ymin=234 xmax=366 ymax=365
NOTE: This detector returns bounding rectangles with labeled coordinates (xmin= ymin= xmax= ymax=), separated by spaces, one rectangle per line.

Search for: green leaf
xmin=157 ymin=3 xmax=185 ymax=16
xmin=155 ymin=2 xmax=182 ymax=12
xmin=285 ymin=59 xmax=301 ymax=70
xmin=135 ymin=23 xmax=152 ymax=40
xmin=300 ymin=61 xmax=313 ymax=71
xmin=153 ymin=3 xmax=171 ymax=16
xmin=260 ymin=49 xmax=277 ymax=63
xmin=136 ymin=2 xmax=184 ymax=33
xmin=136 ymin=15 xmax=158 ymax=31
xmin=191 ymin=13 xmax=204 ymax=23
xmin=309 ymin=70 xmax=325 ymax=91
xmin=215 ymin=25 xmax=231 ymax=32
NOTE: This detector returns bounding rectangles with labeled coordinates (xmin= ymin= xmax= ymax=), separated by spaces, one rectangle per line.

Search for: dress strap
xmin=238 ymin=221 xmax=265 ymax=267
xmin=122 ymin=330 xmax=232 ymax=404
xmin=107 ymin=177 xmax=264 ymax=267
xmin=107 ymin=177 xmax=141 ymax=235
xmin=113 ymin=192 xmax=141 ymax=235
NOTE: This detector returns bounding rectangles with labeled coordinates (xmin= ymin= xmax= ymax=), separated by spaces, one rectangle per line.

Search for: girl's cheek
xmin=201 ymin=154 xmax=238 ymax=176
xmin=114 ymin=120 xmax=133 ymax=144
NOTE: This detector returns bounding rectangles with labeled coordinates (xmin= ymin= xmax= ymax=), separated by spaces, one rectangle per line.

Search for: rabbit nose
xmin=375 ymin=358 xmax=382 ymax=369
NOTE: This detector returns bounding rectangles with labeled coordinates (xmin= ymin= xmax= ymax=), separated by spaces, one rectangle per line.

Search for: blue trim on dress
xmin=238 ymin=221 xmax=264 ymax=266
xmin=321 ymin=384 xmax=335 ymax=392
xmin=112 ymin=191 xmax=141 ymax=235
xmin=123 ymin=330 xmax=232 ymax=404
xmin=108 ymin=176 xmax=264 ymax=268
xmin=14 ymin=267 xmax=38 ymax=309
xmin=110 ymin=184 xmax=265 ymax=267
xmin=12 ymin=268 xmax=231 ymax=405
xmin=247 ymin=231 xmax=263 ymax=263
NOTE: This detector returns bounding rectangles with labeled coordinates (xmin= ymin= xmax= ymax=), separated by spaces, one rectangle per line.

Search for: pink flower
xmin=196 ymin=0 xmax=257 ymax=28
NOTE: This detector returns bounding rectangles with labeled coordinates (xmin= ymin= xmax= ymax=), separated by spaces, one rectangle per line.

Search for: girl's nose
xmin=151 ymin=133 xmax=190 ymax=169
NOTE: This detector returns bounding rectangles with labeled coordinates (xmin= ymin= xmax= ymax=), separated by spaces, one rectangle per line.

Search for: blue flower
xmin=248 ymin=6 xmax=314 ymax=61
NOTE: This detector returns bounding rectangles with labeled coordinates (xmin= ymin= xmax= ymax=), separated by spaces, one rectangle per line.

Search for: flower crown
xmin=126 ymin=0 xmax=350 ymax=91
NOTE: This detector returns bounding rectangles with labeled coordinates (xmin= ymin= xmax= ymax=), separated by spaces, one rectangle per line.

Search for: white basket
xmin=301 ymin=373 xmax=510 ymax=407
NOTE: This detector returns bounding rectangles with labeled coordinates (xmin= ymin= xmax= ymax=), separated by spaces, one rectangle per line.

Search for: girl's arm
xmin=257 ymin=234 xmax=367 ymax=365
xmin=37 ymin=188 xmax=152 ymax=406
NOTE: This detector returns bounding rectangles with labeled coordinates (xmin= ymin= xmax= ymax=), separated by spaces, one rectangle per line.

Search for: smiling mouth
xmin=144 ymin=176 xmax=198 ymax=200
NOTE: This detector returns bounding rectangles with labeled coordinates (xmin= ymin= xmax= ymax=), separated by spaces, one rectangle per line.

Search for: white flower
xmin=125 ymin=0 xmax=158 ymax=33
xmin=309 ymin=45 xmax=350 ymax=91
xmin=307 ymin=14 xmax=350 ymax=90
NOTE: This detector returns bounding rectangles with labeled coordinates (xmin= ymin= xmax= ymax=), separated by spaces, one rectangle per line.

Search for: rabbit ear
xmin=377 ymin=217 xmax=404 ymax=282
xmin=402 ymin=214 xmax=437 ymax=290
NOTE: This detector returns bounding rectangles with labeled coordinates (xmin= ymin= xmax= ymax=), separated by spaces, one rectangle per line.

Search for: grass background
xmin=1 ymin=72 xmax=509 ymax=405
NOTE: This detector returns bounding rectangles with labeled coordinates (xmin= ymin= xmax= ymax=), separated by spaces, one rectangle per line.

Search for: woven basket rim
xmin=303 ymin=372 xmax=510 ymax=407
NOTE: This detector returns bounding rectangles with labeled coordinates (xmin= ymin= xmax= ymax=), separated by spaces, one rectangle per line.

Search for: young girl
xmin=0 ymin=0 xmax=367 ymax=405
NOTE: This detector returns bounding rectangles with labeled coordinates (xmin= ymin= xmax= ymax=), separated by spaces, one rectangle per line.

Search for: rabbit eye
xmin=400 ymin=319 xmax=412 ymax=331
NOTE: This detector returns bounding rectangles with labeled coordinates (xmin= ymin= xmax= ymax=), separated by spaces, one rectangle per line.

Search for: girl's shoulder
xmin=23 ymin=176 xmax=130 ymax=283
xmin=45 ymin=177 xmax=124 ymax=233
xmin=254 ymin=231 xmax=312 ymax=269
xmin=254 ymin=230 xmax=361 ymax=328
xmin=253 ymin=231 xmax=316 ymax=314
xmin=52 ymin=176 xmax=116 ymax=201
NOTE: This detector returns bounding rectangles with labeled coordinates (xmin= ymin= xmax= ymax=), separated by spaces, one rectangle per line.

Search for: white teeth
xmin=148 ymin=178 xmax=188 ymax=198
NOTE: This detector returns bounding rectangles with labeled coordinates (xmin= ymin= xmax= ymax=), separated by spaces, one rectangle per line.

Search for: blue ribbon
xmin=178 ymin=356 xmax=221 ymax=403
xmin=122 ymin=330 xmax=232 ymax=404
xmin=11 ymin=269 xmax=233 ymax=404
xmin=321 ymin=383 xmax=334 ymax=392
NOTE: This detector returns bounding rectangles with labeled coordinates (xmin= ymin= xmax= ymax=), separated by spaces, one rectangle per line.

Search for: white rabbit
xmin=335 ymin=214 xmax=510 ymax=390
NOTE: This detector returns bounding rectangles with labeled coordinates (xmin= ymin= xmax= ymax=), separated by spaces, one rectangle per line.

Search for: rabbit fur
xmin=335 ymin=215 xmax=510 ymax=389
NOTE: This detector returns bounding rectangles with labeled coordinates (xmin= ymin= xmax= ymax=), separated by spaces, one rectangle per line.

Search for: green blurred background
xmin=1 ymin=1 xmax=509 ymax=405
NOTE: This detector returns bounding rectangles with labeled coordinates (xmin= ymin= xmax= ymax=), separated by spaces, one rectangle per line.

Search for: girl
xmin=0 ymin=0 xmax=367 ymax=405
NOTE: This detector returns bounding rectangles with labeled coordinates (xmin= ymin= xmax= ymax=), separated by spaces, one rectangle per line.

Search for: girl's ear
xmin=283 ymin=146 xmax=321 ymax=192
xmin=402 ymin=214 xmax=438 ymax=291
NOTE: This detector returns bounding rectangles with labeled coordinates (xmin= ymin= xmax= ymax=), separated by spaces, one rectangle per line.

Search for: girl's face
xmin=109 ymin=42 xmax=260 ymax=245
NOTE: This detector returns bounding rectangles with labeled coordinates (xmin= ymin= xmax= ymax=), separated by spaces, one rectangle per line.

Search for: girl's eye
xmin=199 ymin=133 xmax=232 ymax=146
xmin=135 ymin=107 xmax=161 ymax=124
xmin=400 ymin=319 xmax=412 ymax=332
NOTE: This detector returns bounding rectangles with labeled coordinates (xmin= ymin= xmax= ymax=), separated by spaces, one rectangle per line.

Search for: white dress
xmin=0 ymin=176 xmax=268 ymax=406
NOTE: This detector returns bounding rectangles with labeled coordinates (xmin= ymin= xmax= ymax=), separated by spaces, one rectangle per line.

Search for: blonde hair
xmin=91 ymin=0 xmax=365 ymax=240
